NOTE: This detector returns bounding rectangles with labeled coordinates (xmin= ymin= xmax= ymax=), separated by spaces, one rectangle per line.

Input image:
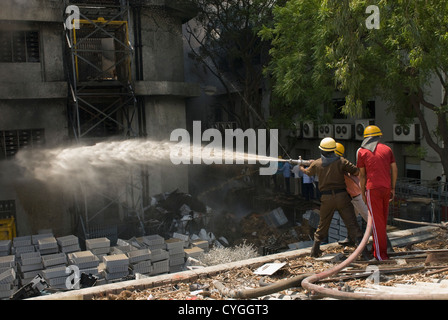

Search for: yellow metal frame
xmin=72 ymin=18 xmax=132 ymax=82
xmin=0 ymin=216 xmax=16 ymax=241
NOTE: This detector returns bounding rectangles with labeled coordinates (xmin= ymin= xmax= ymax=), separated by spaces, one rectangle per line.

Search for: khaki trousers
xmin=314 ymin=191 xmax=363 ymax=243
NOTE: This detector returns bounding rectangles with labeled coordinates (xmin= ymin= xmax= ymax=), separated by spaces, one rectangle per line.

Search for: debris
xmin=196 ymin=242 xmax=258 ymax=267
xmin=253 ymin=262 xmax=286 ymax=276
xmin=10 ymin=274 xmax=48 ymax=300
xmin=315 ymin=253 xmax=345 ymax=263
xmin=302 ymin=209 xmax=320 ymax=229
xmin=425 ymin=252 xmax=448 ymax=265
xmin=263 ymin=207 xmax=288 ymax=228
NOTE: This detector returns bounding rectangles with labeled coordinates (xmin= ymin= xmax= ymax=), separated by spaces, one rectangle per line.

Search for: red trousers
xmin=366 ymin=188 xmax=390 ymax=260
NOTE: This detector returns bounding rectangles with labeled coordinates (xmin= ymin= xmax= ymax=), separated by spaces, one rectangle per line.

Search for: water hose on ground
xmin=301 ymin=212 xmax=448 ymax=300
xmin=213 ymin=273 xmax=314 ymax=299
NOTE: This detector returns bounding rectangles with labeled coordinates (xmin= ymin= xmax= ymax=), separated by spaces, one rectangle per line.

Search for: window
xmin=0 ymin=30 xmax=40 ymax=63
xmin=0 ymin=129 xmax=45 ymax=160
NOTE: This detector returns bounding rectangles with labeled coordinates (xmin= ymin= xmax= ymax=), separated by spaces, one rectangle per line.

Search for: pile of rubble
xmin=89 ymin=226 xmax=448 ymax=301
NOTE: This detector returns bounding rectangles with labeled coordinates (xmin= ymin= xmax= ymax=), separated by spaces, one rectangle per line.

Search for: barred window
xmin=0 ymin=30 xmax=40 ymax=63
xmin=0 ymin=129 xmax=45 ymax=160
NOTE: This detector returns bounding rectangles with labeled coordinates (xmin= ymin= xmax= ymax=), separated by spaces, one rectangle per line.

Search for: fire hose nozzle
xmin=288 ymin=157 xmax=311 ymax=166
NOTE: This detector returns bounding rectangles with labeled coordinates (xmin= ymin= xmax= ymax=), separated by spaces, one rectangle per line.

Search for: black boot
xmin=338 ymin=237 xmax=355 ymax=246
xmin=310 ymin=241 xmax=321 ymax=258
xmin=356 ymin=237 xmax=372 ymax=261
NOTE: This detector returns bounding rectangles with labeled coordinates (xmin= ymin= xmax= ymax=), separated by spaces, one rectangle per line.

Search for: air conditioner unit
xmin=289 ymin=122 xmax=302 ymax=138
xmin=334 ymin=124 xmax=353 ymax=140
xmin=393 ymin=124 xmax=420 ymax=142
xmin=318 ymin=124 xmax=334 ymax=139
xmin=302 ymin=121 xmax=315 ymax=138
xmin=355 ymin=119 xmax=375 ymax=141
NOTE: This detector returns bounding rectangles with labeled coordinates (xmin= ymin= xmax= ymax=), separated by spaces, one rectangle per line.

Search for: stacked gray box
xmin=127 ymin=249 xmax=152 ymax=276
xmin=68 ymin=250 xmax=100 ymax=278
xmin=0 ymin=268 xmax=16 ymax=299
xmin=41 ymin=265 xmax=68 ymax=288
xmin=12 ymin=236 xmax=34 ymax=258
xmin=191 ymin=239 xmax=209 ymax=253
xmin=0 ymin=240 xmax=11 ymax=257
xmin=328 ymin=212 xmax=343 ymax=243
xmin=328 ymin=212 xmax=363 ymax=243
xmin=149 ymin=248 xmax=169 ymax=276
xmin=57 ymin=235 xmax=81 ymax=253
xmin=173 ymin=232 xmax=190 ymax=248
xmin=0 ymin=255 xmax=16 ymax=272
xmin=142 ymin=234 xmax=165 ymax=250
xmin=18 ymin=251 xmax=44 ymax=284
xmin=86 ymin=237 xmax=110 ymax=257
xmin=111 ymin=245 xmax=135 ymax=255
xmin=42 ymin=252 xmax=67 ymax=269
xmin=184 ymin=247 xmax=204 ymax=260
xmin=165 ymin=238 xmax=185 ymax=273
xmin=102 ymin=254 xmax=129 ymax=281
xmin=0 ymin=255 xmax=17 ymax=299
xmin=32 ymin=233 xmax=53 ymax=246
xmin=37 ymin=237 xmax=59 ymax=255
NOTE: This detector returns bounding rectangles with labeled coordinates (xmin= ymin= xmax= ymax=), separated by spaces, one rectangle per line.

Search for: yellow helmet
xmin=319 ymin=137 xmax=337 ymax=152
xmin=364 ymin=125 xmax=382 ymax=138
xmin=335 ymin=143 xmax=345 ymax=157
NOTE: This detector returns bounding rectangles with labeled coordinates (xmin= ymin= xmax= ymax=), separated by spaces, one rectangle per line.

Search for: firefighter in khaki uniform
xmin=300 ymin=137 xmax=366 ymax=258
xmin=357 ymin=125 xmax=397 ymax=261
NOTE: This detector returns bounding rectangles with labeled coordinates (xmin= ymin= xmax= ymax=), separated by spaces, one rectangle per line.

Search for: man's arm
xmin=390 ymin=162 xmax=398 ymax=202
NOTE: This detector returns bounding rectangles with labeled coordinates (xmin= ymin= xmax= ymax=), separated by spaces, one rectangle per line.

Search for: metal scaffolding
xmin=63 ymin=0 xmax=149 ymax=241
xmin=65 ymin=0 xmax=137 ymax=139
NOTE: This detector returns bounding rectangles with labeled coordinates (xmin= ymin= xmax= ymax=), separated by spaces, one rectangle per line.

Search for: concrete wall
xmin=0 ymin=0 xmax=200 ymax=236
xmin=0 ymin=1 xmax=70 ymax=236
xmin=144 ymin=96 xmax=189 ymax=194
xmin=136 ymin=4 xmax=200 ymax=195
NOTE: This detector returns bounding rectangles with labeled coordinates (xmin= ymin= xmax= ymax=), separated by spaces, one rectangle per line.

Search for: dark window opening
xmin=0 ymin=129 xmax=45 ymax=160
xmin=0 ymin=30 xmax=40 ymax=63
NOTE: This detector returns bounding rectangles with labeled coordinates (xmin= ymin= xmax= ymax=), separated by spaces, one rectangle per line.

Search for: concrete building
xmin=0 ymin=0 xmax=200 ymax=237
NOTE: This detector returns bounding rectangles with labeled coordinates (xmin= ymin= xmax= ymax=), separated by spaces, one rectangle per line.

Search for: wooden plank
xmin=391 ymin=233 xmax=437 ymax=248
xmin=425 ymin=252 xmax=448 ymax=265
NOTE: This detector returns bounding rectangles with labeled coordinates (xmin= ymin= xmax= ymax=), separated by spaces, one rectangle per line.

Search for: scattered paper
xmin=253 ymin=262 xmax=286 ymax=275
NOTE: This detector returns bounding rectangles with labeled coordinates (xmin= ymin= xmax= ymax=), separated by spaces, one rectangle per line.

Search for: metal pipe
xmin=287 ymin=156 xmax=311 ymax=167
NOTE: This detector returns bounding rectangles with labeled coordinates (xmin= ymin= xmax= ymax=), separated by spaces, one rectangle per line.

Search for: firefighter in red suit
xmin=357 ymin=125 xmax=398 ymax=261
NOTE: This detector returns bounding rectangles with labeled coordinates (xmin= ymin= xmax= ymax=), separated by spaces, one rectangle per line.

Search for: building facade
xmin=0 ymin=0 xmax=199 ymax=237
